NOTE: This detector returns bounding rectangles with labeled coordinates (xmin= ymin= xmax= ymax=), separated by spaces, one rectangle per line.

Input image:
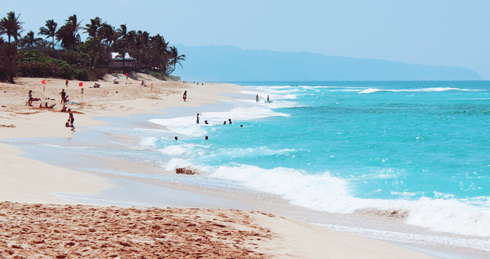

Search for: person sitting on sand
xmin=27 ymin=90 xmax=33 ymax=106
xmin=61 ymin=105 xmax=67 ymax=112
xmin=113 ymin=79 xmax=119 ymax=84
xmin=183 ymin=91 xmax=187 ymax=102
xmin=65 ymin=119 xmax=70 ymax=128
xmin=93 ymin=83 xmax=100 ymax=88
xmin=140 ymin=80 xmax=147 ymax=87
xmin=60 ymin=89 xmax=66 ymax=104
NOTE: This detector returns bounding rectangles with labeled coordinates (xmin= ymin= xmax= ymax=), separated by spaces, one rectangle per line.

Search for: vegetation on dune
xmin=0 ymin=12 xmax=185 ymax=83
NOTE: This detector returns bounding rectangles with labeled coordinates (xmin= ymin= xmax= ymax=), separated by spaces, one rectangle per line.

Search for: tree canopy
xmin=0 ymin=12 xmax=185 ymax=83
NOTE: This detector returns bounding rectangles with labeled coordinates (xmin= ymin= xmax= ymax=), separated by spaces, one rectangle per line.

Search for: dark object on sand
xmin=176 ymin=168 xmax=195 ymax=175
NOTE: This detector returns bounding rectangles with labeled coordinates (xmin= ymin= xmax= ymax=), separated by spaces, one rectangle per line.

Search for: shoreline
xmin=0 ymin=76 xmax=485 ymax=258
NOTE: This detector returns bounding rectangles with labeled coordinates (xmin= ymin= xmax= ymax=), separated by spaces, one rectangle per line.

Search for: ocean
xmin=7 ymin=81 xmax=490 ymax=241
xmin=147 ymin=81 xmax=490 ymax=238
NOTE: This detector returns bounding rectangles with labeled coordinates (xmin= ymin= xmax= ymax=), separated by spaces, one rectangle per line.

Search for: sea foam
xmin=204 ymin=163 xmax=490 ymax=237
xmin=149 ymin=106 xmax=289 ymax=137
xmin=359 ymin=87 xmax=476 ymax=94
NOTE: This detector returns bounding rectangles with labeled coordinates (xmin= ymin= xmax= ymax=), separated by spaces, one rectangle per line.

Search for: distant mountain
xmin=173 ymin=44 xmax=483 ymax=81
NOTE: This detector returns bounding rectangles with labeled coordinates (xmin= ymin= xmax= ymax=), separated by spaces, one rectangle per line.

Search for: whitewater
xmin=146 ymin=81 xmax=490 ymax=238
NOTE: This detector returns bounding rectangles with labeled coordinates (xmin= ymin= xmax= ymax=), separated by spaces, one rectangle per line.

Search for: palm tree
xmin=55 ymin=14 xmax=81 ymax=50
xmin=20 ymin=30 xmax=42 ymax=48
xmin=149 ymin=34 xmax=169 ymax=70
xmin=0 ymin=43 xmax=21 ymax=83
xmin=39 ymin=19 xmax=57 ymax=49
xmin=0 ymin=11 xmax=24 ymax=44
xmin=84 ymin=17 xmax=102 ymax=39
xmin=99 ymin=23 xmax=117 ymax=47
xmin=115 ymin=24 xmax=128 ymax=67
xmin=168 ymin=46 xmax=186 ymax=74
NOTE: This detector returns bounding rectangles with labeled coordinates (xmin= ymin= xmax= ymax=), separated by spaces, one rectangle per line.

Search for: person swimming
xmin=256 ymin=94 xmax=259 ymax=103
xmin=223 ymin=121 xmax=226 ymax=125
xmin=228 ymin=119 xmax=232 ymax=124
xmin=240 ymin=125 xmax=243 ymax=127
xmin=267 ymin=95 xmax=269 ymax=102
xmin=204 ymin=136 xmax=208 ymax=140
xmin=205 ymin=120 xmax=209 ymax=124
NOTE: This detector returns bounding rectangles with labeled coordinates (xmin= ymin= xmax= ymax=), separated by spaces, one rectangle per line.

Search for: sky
xmin=1 ymin=0 xmax=489 ymax=79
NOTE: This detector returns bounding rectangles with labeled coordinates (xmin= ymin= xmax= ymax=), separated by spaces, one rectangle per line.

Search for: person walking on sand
xmin=183 ymin=91 xmax=187 ymax=102
xmin=196 ymin=113 xmax=200 ymax=124
xmin=59 ymin=89 xmax=66 ymax=104
xmin=68 ymin=109 xmax=75 ymax=130
xmin=65 ymin=79 xmax=69 ymax=87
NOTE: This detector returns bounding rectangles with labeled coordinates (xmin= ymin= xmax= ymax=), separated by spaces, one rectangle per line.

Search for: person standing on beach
xmin=183 ymin=91 xmax=187 ymax=102
xmin=65 ymin=79 xmax=69 ymax=87
xmin=59 ymin=89 xmax=66 ymax=104
xmin=68 ymin=109 xmax=75 ymax=130
xmin=196 ymin=113 xmax=200 ymax=124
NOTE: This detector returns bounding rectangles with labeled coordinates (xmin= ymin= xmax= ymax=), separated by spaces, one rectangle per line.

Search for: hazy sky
xmin=2 ymin=0 xmax=489 ymax=79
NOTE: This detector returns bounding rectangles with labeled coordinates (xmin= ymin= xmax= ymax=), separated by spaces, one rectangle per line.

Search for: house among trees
xmin=109 ymin=52 xmax=136 ymax=68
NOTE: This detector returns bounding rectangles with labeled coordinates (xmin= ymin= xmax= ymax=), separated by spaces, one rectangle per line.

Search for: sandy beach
xmin=0 ymin=75 xmax=452 ymax=258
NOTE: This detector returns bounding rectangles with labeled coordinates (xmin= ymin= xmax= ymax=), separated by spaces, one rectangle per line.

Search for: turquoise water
xmin=149 ymin=81 xmax=490 ymax=236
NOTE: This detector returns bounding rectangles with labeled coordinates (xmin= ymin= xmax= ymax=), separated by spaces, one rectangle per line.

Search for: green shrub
xmin=18 ymin=50 xmax=74 ymax=79
xmin=52 ymin=59 xmax=72 ymax=79
xmin=73 ymin=69 xmax=89 ymax=81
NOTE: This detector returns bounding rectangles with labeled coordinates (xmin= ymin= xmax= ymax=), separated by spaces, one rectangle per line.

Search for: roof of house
xmin=110 ymin=52 xmax=136 ymax=60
